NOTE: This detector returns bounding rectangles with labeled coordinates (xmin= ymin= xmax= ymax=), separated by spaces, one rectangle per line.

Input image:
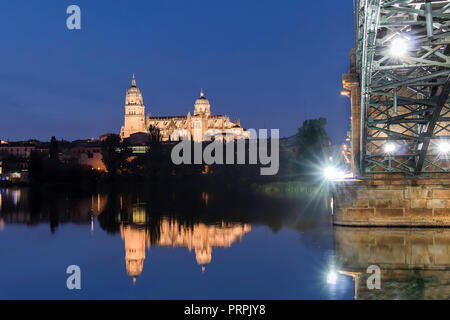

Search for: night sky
xmin=0 ymin=0 xmax=354 ymax=143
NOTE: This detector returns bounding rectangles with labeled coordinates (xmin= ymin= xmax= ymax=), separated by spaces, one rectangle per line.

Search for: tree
xmin=148 ymin=125 xmax=162 ymax=149
xmin=49 ymin=136 xmax=59 ymax=160
xmin=145 ymin=125 xmax=169 ymax=180
xmin=295 ymin=118 xmax=331 ymax=172
xmin=29 ymin=150 xmax=45 ymax=183
xmin=101 ymin=134 xmax=130 ymax=177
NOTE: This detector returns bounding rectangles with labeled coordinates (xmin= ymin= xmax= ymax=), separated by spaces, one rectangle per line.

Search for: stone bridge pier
xmin=336 ymin=0 xmax=450 ymax=227
xmin=333 ymin=177 xmax=450 ymax=227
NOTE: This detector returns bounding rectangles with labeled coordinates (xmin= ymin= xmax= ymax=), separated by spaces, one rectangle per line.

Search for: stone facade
xmin=120 ymin=75 xmax=249 ymax=142
xmin=70 ymin=144 xmax=106 ymax=171
xmin=333 ymin=179 xmax=450 ymax=227
xmin=0 ymin=143 xmax=36 ymax=158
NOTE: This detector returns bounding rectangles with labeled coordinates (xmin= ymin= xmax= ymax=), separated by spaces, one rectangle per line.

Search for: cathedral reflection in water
xmin=0 ymin=189 xmax=252 ymax=283
xmin=120 ymin=205 xmax=251 ymax=282
xmin=11 ymin=187 xmax=450 ymax=299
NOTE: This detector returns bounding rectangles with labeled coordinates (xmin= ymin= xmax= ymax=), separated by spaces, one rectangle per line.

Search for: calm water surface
xmin=0 ymin=186 xmax=447 ymax=299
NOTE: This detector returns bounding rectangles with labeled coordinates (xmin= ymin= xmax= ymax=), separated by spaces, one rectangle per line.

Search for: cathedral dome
xmin=126 ymin=74 xmax=144 ymax=106
xmin=194 ymin=89 xmax=211 ymax=116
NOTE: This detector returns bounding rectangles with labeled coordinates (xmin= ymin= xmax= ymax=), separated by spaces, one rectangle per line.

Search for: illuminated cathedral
xmin=120 ymin=74 xmax=249 ymax=142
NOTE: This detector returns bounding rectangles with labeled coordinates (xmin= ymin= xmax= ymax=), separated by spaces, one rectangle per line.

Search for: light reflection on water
xmin=0 ymin=187 xmax=342 ymax=299
xmin=2 ymin=186 xmax=449 ymax=299
xmin=120 ymin=213 xmax=252 ymax=280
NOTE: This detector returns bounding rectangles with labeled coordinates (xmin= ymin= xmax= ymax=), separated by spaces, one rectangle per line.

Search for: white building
xmin=120 ymin=75 xmax=249 ymax=142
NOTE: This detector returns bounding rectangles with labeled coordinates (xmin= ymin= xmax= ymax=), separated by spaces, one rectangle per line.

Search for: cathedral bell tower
xmin=120 ymin=74 xmax=147 ymax=138
xmin=192 ymin=89 xmax=211 ymax=142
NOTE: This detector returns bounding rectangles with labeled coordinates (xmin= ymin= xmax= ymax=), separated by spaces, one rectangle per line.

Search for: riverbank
xmin=3 ymin=169 xmax=324 ymax=200
xmin=251 ymin=180 xmax=326 ymax=199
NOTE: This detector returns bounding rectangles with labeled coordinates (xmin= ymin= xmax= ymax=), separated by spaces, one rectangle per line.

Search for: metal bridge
xmin=345 ymin=0 xmax=450 ymax=177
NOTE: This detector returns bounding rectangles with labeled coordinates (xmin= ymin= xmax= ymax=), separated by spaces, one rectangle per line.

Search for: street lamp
xmin=389 ymin=37 xmax=408 ymax=57
xmin=326 ymin=270 xmax=338 ymax=285
xmin=437 ymin=140 xmax=450 ymax=154
xmin=341 ymin=90 xmax=351 ymax=98
xmin=383 ymin=142 xmax=396 ymax=154
xmin=324 ymin=166 xmax=345 ymax=181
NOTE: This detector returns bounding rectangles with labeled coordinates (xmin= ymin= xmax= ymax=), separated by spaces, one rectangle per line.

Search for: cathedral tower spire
xmin=120 ymin=73 xmax=147 ymax=138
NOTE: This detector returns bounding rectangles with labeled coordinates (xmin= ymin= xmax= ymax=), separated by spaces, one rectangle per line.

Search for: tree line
xmin=27 ymin=118 xmax=332 ymax=188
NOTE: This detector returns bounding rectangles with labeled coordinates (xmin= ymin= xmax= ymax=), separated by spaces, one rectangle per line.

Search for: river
xmin=0 ymin=186 xmax=448 ymax=299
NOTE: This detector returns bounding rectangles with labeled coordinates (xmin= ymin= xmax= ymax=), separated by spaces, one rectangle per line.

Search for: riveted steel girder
xmin=355 ymin=0 xmax=450 ymax=176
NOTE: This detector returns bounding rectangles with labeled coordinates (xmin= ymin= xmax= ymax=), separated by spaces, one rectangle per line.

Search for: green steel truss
xmin=356 ymin=0 xmax=450 ymax=176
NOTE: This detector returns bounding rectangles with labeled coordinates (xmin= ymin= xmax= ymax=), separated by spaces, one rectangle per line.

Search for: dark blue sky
xmin=0 ymin=0 xmax=354 ymax=142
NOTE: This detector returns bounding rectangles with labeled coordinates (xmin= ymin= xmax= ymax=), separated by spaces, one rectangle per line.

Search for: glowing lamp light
xmin=384 ymin=142 xmax=396 ymax=154
xmin=389 ymin=37 xmax=408 ymax=57
xmin=438 ymin=140 xmax=450 ymax=154
xmin=324 ymin=166 xmax=345 ymax=181
xmin=327 ymin=271 xmax=338 ymax=285
xmin=341 ymin=90 xmax=351 ymax=98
